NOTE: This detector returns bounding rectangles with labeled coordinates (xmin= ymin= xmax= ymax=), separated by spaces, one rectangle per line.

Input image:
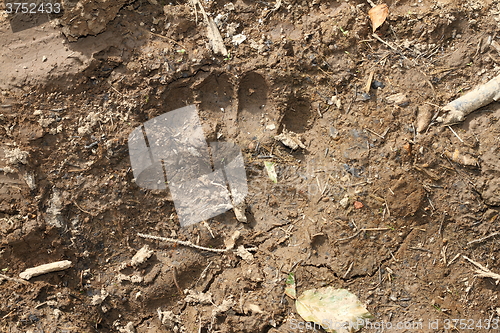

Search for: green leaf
xmin=295 ymin=287 xmax=372 ymax=333
xmin=285 ymin=272 xmax=296 ymax=299
xmin=264 ymin=161 xmax=278 ymax=183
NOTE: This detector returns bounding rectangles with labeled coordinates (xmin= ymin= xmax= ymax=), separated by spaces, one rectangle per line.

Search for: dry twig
xmin=409 ymin=247 xmax=432 ymax=253
xmin=447 ymin=125 xmax=464 ymax=143
xmin=467 ymin=232 xmax=500 ymax=246
xmin=343 ymin=262 xmax=354 ymax=279
xmin=335 ymin=228 xmax=391 ymax=242
xmin=372 ymin=33 xmax=398 ymax=51
xmin=138 ymin=233 xmax=228 ymax=253
xmin=447 ymin=253 xmax=461 ymax=267
xmin=172 ymin=266 xmax=183 ymax=296
xmin=195 ymin=261 xmax=213 ymax=286
xmin=463 ymin=255 xmax=500 ymax=284
xmin=0 ymin=273 xmax=30 ymax=285
xmin=138 ymin=233 xmax=257 ymax=253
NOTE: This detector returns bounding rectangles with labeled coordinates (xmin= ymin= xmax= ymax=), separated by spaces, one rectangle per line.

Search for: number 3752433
xmin=5 ymin=2 xmax=62 ymax=14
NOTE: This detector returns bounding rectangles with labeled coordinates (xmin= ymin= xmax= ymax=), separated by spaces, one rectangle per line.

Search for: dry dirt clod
xmin=157 ymin=309 xmax=183 ymax=330
xmin=416 ymin=104 xmax=433 ymax=133
xmin=443 ymin=149 xmax=479 ymax=167
xmin=184 ymin=290 xmax=213 ymax=305
xmin=91 ymin=289 xmax=109 ymax=306
xmin=117 ymin=273 xmax=143 ymax=284
xmin=130 ymin=245 xmax=154 ymax=267
xmin=224 ymin=230 xmax=241 ymax=250
xmin=45 ymin=188 xmax=64 ymax=228
xmin=275 ymin=129 xmax=306 ymax=150
xmin=232 ymin=201 xmax=248 ymax=223
xmin=4 ymin=147 xmax=29 ymax=165
xmin=386 ymin=93 xmax=409 ymax=106
xmin=235 ymin=245 xmax=254 ymax=261
xmin=212 ymin=298 xmax=236 ymax=317
xmin=116 ymin=322 xmax=136 ymax=333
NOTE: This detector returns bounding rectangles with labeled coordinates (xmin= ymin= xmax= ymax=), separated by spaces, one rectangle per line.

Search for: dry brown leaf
xmin=368 ymin=4 xmax=389 ymax=32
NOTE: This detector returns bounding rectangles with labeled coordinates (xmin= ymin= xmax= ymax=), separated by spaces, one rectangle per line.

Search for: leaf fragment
xmin=295 ymin=287 xmax=372 ymax=333
xmin=264 ymin=161 xmax=278 ymax=183
xmin=285 ymin=272 xmax=297 ymax=299
xmin=368 ymin=4 xmax=389 ymax=32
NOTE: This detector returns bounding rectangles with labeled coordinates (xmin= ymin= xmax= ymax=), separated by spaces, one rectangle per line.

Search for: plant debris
xmin=19 ymin=260 xmax=73 ymax=280
xmin=295 ymin=286 xmax=373 ymax=333
xmin=368 ymin=4 xmax=389 ymax=33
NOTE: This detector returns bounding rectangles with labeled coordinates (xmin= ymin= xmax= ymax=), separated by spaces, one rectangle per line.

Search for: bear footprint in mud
xmin=237 ymin=72 xmax=276 ymax=142
xmin=196 ymin=72 xmax=278 ymax=143
xmin=196 ymin=73 xmax=235 ymax=141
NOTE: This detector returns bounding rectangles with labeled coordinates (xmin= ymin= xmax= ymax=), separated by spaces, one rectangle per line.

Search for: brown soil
xmin=1 ymin=0 xmax=500 ymax=332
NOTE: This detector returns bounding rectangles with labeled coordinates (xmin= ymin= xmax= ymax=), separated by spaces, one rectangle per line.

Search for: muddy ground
xmin=1 ymin=0 xmax=500 ymax=332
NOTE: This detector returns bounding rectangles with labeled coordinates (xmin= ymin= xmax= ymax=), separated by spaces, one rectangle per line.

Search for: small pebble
xmin=371 ymin=80 xmax=385 ymax=89
xmin=329 ymin=127 xmax=339 ymax=140
xmin=339 ymin=196 xmax=349 ymax=208
xmin=354 ymin=201 xmax=364 ymax=209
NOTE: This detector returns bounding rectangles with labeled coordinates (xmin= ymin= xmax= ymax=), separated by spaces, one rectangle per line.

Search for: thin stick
xmin=447 ymin=125 xmax=464 ymax=143
xmin=316 ymin=176 xmax=323 ymax=195
xmin=364 ymin=71 xmax=374 ymax=94
xmin=409 ymin=247 xmax=432 ymax=253
xmin=348 ymin=181 xmax=370 ymax=187
xmin=195 ymin=261 xmax=213 ymax=286
xmin=463 ymin=255 xmax=500 ymax=284
xmin=447 ymin=253 xmax=461 ymax=267
xmin=288 ymin=259 xmax=304 ymax=273
xmin=351 ymin=219 xmax=359 ymax=230
xmin=73 ymin=201 xmax=94 ymax=216
xmin=198 ymin=314 xmax=203 ymax=333
xmin=346 ymin=85 xmax=357 ymax=114
xmin=343 ymin=262 xmax=354 ymax=279
xmin=384 ymin=198 xmax=391 ymax=218
xmin=425 ymin=101 xmax=441 ymax=108
xmin=336 ymin=230 xmax=361 ymax=242
xmin=372 ymin=33 xmax=398 ymax=51
xmin=441 ymin=245 xmax=447 ymax=266
xmin=172 ymin=266 xmax=184 ymax=296
xmin=364 ymin=127 xmax=385 ymax=139
xmin=202 ymin=221 xmax=215 ymax=239
xmin=0 ymin=273 xmax=30 ymax=285
xmin=361 ymin=227 xmax=392 ymax=231
xmin=2 ymin=310 xmax=15 ymax=319
xmin=108 ymin=83 xmax=125 ymax=97
xmin=321 ymin=177 xmax=329 ymax=196
xmin=138 ymin=233 xmax=227 ymax=253
xmin=427 ymin=196 xmax=435 ymax=211
xmin=467 ymin=232 xmax=500 ymax=246
xmin=438 ymin=214 xmax=446 ymax=236
xmin=336 ymin=228 xmax=392 ymax=242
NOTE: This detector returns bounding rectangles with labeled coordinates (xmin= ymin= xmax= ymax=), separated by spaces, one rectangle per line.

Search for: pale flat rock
xmin=130 ymin=245 xmax=154 ymax=267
